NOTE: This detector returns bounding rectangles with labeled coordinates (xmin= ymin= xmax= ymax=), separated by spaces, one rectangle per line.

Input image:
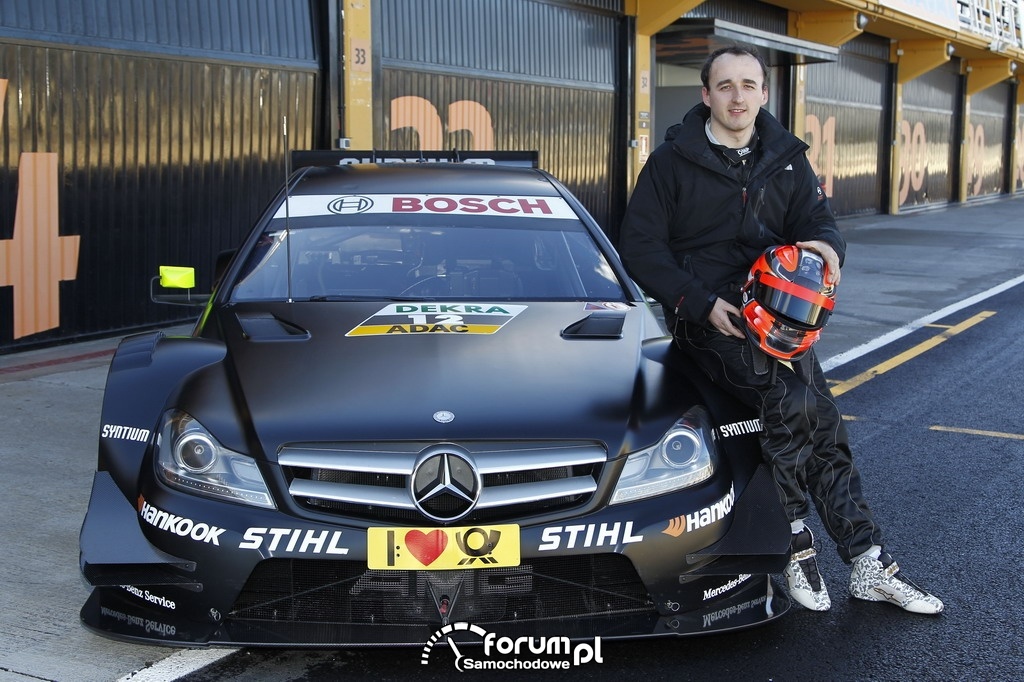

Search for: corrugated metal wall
xmin=382 ymin=69 xmax=617 ymax=214
xmin=684 ymin=0 xmax=788 ymax=33
xmin=376 ymin=0 xmax=624 ymax=232
xmin=0 ymin=0 xmax=318 ymax=351
xmin=804 ymin=35 xmax=891 ymax=216
xmin=899 ymin=61 xmax=962 ymax=210
xmin=379 ymin=0 xmax=619 ymax=85
xmin=966 ymin=82 xmax=1011 ymax=199
xmin=0 ymin=0 xmax=316 ymax=65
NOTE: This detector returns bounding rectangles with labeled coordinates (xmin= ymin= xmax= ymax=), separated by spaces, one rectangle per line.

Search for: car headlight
xmin=610 ymin=406 xmax=717 ymax=504
xmin=155 ymin=410 xmax=276 ymax=509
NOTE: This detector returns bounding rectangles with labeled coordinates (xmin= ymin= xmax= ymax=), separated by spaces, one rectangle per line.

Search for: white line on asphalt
xmin=118 ymin=648 xmax=237 ymax=682
xmin=821 ymin=272 xmax=1024 ymax=372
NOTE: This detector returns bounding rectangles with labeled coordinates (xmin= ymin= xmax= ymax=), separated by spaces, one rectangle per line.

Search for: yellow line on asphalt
xmin=929 ymin=425 xmax=1024 ymax=441
xmin=829 ymin=311 xmax=996 ymax=397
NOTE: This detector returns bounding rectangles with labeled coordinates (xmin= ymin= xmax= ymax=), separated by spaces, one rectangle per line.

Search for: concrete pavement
xmin=816 ymin=195 xmax=1024 ymax=368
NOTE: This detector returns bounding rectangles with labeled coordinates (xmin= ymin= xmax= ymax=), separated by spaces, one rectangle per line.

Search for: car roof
xmin=290 ymin=163 xmax=562 ymax=197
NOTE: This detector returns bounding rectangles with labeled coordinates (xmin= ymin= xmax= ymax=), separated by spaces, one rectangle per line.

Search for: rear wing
xmin=291 ymin=150 xmax=539 ymax=169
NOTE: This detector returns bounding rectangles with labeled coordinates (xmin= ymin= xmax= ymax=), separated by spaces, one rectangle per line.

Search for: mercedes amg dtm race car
xmin=79 ymin=151 xmax=792 ymax=647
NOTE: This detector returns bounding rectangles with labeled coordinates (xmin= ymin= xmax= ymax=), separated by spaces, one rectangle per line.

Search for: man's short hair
xmin=700 ymin=45 xmax=769 ymax=90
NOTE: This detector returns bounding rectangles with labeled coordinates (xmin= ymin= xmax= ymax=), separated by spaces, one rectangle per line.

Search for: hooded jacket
xmin=618 ymin=103 xmax=845 ymax=326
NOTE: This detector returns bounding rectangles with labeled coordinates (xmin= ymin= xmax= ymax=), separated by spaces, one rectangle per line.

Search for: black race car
xmin=79 ymin=151 xmax=792 ymax=647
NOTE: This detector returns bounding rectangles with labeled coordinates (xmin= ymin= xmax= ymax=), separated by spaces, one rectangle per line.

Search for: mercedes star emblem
xmin=410 ymin=450 xmax=481 ymax=522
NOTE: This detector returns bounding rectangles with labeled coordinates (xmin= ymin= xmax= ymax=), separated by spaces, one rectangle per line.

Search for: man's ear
xmin=702 ymin=87 xmax=710 ymax=106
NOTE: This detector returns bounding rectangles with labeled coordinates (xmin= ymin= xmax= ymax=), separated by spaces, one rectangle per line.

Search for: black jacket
xmin=619 ymin=103 xmax=845 ymax=325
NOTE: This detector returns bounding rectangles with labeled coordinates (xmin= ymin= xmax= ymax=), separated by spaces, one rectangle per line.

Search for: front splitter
xmin=81 ymin=575 xmax=788 ymax=647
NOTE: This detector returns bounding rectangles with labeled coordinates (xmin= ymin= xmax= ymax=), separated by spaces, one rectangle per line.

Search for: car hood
xmin=208 ymin=301 xmax=661 ymax=457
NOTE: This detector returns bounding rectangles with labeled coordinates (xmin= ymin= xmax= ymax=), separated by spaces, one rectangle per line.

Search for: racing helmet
xmin=740 ymin=245 xmax=836 ymax=361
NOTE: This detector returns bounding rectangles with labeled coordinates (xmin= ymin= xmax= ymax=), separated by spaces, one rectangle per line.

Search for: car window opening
xmin=231 ymin=222 xmax=627 ymax=303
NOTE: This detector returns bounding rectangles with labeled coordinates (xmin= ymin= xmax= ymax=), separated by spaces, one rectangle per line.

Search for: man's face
xmin=701 ymin=53 xmax=768 ymax=144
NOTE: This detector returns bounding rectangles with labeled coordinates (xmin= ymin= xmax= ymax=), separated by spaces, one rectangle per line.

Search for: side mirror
xmin=150 ymin=266 xmax=210 ymax=306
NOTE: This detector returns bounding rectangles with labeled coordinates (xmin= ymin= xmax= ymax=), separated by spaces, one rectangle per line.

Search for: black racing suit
xmin=618 ymin=103 xmax=882 ymax=563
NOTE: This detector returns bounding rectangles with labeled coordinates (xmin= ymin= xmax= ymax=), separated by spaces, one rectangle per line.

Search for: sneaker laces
xmin=790 ymin=529 xmax=823 ymax=591
xmin=877 ymin=552 xmax=929 ymax=594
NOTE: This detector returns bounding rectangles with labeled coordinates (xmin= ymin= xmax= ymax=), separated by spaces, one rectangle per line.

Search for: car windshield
xmin=230 ymin=216 xmax=626 ymax=302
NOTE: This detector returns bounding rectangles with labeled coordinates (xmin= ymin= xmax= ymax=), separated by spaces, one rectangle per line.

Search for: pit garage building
xmin=1 ymin=0 xmax=1021 ymax=351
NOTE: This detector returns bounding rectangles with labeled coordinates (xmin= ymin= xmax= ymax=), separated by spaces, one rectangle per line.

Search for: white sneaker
xmin=849 ymin=552 xmax=944 ymax=615
xmin=783 ymin=528 xmax=831 ymax=611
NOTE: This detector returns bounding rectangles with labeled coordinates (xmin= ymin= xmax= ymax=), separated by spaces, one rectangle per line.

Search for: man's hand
xmin=796 ymin=240 xmax=842 ymax=285
xmin=708 ymin=297 xmax=746 ymax=338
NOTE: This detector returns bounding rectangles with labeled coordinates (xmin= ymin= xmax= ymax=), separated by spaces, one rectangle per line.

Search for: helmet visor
xmin=752 ymin=274 xmax=834 ymax=329
xmin=763 ymin=321 xmax=813 ymax=357
xmin=742 ymin=302 xmax=821 ymax=360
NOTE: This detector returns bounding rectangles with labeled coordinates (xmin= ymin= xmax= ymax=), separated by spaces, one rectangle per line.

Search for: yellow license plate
xmin=367 ymin=524 xmax=520 ymax=570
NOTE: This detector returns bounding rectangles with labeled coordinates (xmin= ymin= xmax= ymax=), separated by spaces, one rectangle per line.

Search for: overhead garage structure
xmin=630 ymin=0 xmax=1022 ymax=216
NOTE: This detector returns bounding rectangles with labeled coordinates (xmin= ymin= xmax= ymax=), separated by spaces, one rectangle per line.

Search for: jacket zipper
xmin=741 ymin=159 xmax=752 ymax=206
xmin=743 ymin=185 xmax=766 ymax=210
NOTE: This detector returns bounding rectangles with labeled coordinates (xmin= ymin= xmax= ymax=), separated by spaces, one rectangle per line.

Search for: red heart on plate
xmin=404 ymin=529 xmax=448 ymax=566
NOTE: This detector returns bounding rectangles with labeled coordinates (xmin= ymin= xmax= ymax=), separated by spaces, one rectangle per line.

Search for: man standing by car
xmin=617 ymin=45 xmax=943 ymax=614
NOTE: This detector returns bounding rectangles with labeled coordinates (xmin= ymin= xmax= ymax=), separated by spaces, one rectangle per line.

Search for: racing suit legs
xmin=677 ymin=320 xmax=883 ymax=564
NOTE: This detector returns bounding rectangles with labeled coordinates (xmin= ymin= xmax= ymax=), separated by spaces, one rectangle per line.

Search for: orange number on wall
xmin=390 ymin=96 xmax=494 ymax=150
xmin=965 ymin=123 xmax=985 ymax=197
xmin=1017 ymin=112 xmax=1024 ymax=190
xmin=898 ymin=119 xmax=928 ymax=206
xmin=0 ymin=77 xmax=80 ymax=339
xmin=804 ymin=114 xmax=835 ymax=197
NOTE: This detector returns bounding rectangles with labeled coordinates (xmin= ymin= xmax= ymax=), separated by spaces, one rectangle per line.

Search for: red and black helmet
xmin=740 ymin=245 xmax=836 ymax=361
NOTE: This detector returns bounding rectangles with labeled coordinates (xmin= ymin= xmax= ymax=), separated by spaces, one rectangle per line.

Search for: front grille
xmin=230 ymin=555 xmax=652 ymax=626
xmin=279 ymin=441 xmax=606 ymax=524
